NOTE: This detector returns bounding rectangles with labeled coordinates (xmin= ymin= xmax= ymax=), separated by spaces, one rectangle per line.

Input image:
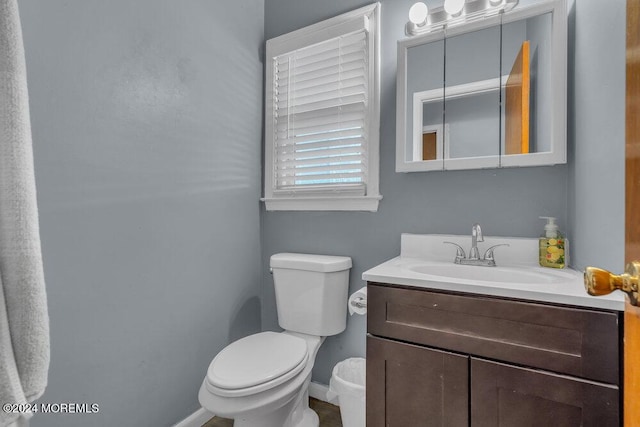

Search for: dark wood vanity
xmin=366 ymin=282 xmax=621 ymax=426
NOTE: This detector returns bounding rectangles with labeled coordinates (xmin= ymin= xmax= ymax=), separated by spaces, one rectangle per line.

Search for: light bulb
xmin=444 ymin=0 xmax=465 ymax=16
xmin=408 ymin=2 xmax=429 ymax=26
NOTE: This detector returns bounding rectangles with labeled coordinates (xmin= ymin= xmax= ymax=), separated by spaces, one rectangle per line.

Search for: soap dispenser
xmin=539 ymin=217 xmax=566 ymax=269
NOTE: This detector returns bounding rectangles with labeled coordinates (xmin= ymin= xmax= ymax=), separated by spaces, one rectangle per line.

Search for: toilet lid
xmin=207 ymin=332 xmax=308 ymax=390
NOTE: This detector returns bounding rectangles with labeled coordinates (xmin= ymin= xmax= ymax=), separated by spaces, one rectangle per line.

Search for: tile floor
xmin=201 ymin=398 xmax=342 ymax=427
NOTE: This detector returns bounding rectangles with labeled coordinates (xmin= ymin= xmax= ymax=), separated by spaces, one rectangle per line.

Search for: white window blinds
xmin=263 ymin=3 xmax=380 ymax=211
xmin=272 ymin=29 xmax=369 ymax=193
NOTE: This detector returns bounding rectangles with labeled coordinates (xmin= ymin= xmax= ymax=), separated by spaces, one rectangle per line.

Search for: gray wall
xmin=263 ymin=0 xmax=572 ymax=386
xmin=568 ymin=0 xmax=625 ymax=273
xmin=19 ymin=1 xmax=264 ymax=426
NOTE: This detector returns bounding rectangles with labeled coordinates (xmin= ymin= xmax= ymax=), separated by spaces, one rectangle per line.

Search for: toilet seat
xmin=205 ymin=332 xmax=308 ymax=398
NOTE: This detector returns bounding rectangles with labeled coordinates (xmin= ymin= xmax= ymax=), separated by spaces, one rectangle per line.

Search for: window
xmin=262 ymin=3 xmax=381 ymax=212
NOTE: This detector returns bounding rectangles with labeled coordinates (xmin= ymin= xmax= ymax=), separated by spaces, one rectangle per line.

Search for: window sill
xmin=262 ymin=195 xmax=382 ymax=212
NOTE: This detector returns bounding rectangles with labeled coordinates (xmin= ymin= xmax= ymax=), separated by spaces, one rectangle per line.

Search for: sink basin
xmin=406 ymin=262 xmax=573 ymax=285
xmin=361 ymin=233 xmax=626 ymax=311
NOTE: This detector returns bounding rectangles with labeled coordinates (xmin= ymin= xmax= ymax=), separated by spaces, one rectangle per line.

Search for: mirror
xmin=445 ymin=24 xmax=501 ymax=169
xmin=396 ymin=0 xmax=567 ymax=172
xmin=501 ymin=11 xmax=554 ymax=161
xmin=406 ymin=39 xmax=444 ymax=168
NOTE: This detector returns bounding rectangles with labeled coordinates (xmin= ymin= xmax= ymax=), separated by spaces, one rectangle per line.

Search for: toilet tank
xmin=270 ymin=253 xmax=352 ymax=336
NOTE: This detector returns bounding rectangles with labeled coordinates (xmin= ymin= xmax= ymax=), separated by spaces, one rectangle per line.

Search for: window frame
xmin=262 ymin=3 xmax=381 ymax=212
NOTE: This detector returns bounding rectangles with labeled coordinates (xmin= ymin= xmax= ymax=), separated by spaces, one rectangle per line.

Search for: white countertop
xmin=361 ymin=234 xmax=625 ymax=311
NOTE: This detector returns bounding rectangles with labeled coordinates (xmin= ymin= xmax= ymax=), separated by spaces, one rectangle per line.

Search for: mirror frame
xmin=396 ymin=0 xmax=567 ymax=172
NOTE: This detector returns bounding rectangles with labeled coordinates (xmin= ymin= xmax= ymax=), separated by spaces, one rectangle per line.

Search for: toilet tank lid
xmin=270 ymin=253 xmax=352 ymax=272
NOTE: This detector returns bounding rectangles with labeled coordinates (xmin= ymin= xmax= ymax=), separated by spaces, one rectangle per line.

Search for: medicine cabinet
xmin=396 ymin=0 xmax=567 ymax=172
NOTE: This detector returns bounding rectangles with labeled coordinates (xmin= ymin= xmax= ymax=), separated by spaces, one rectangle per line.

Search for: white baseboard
xmin=308 ymin=381 xmax=330 ymax=403
xmin=174 ymin=382 xmax=332 ymax=427
xmin=173 ymin=407 xmax=213 ymax=427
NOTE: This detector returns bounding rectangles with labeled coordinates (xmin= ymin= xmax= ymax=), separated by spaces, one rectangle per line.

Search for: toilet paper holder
xmin=350 ymin=297 xmax=367 ymax=309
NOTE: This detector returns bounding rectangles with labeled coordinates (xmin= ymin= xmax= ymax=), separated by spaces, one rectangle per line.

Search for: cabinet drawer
xmin=367 ymin=283 xmax=620 ymax=384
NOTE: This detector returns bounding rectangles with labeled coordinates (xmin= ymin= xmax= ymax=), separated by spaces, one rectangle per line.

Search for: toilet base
xmin=234 ymin=389 xmax=318 ymax=427
xmin=295 ymin=407 xmax=320 ymax=427
xmin=199 ymin=333 xmax=326 ymax=427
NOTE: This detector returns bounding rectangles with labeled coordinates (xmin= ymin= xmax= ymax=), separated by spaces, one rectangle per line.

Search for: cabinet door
xmin=471 ymin=358 xmax=619 ymax=427
xmin=367 ymin=336 xmax=468 ymax=427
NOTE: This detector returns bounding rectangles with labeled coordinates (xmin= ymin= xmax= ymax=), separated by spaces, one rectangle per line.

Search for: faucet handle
xmin=483 ymin=244 xmax=510 ymax=262
xmin=443 ymin=242 xmax=466 ymax=262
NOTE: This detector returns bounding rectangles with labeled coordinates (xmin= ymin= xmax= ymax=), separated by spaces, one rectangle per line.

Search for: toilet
xmin=198 ymin=253 xmax=352 ymax=427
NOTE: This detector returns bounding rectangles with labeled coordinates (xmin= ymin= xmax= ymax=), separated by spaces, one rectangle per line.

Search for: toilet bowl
xmin=198 ymin=253 xmax=352 ymax=427
xmin=199 ymin=331 xmax=323 ymax=427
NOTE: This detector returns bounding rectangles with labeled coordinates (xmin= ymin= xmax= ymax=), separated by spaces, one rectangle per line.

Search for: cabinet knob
xmin=584 ymin=261 xmax=640 ymax=306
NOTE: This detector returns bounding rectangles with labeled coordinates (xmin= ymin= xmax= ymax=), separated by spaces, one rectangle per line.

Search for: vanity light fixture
xmin=444 ymin=0 xmax=466 ymax=16
xmin=408 ymin=2 xmax=429 ymax=27
xmin=405 ymin=0 xmax=518 ymax=36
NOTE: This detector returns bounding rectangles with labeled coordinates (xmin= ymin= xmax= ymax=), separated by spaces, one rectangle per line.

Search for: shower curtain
xmin=0 ymin=0 xmax=50 ymax=426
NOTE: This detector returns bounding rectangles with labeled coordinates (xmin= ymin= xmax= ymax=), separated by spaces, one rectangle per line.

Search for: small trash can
xmin=328 ymin=357 xmax=366 ymax=427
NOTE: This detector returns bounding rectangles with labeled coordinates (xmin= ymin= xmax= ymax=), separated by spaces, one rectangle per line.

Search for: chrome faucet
xmin=469 ymin=223 xmax=484 ymax=260
xmin=443 ymin=223 xmax=509 ymax=267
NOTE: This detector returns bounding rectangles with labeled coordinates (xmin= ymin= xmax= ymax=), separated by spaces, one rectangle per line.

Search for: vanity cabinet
xmin=366 ymin=283 xmax=621 ymax=426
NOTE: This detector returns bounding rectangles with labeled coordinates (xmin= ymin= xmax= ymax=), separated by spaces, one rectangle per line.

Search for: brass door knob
xmin=584 ymin=261 xmax=640 ymax=306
